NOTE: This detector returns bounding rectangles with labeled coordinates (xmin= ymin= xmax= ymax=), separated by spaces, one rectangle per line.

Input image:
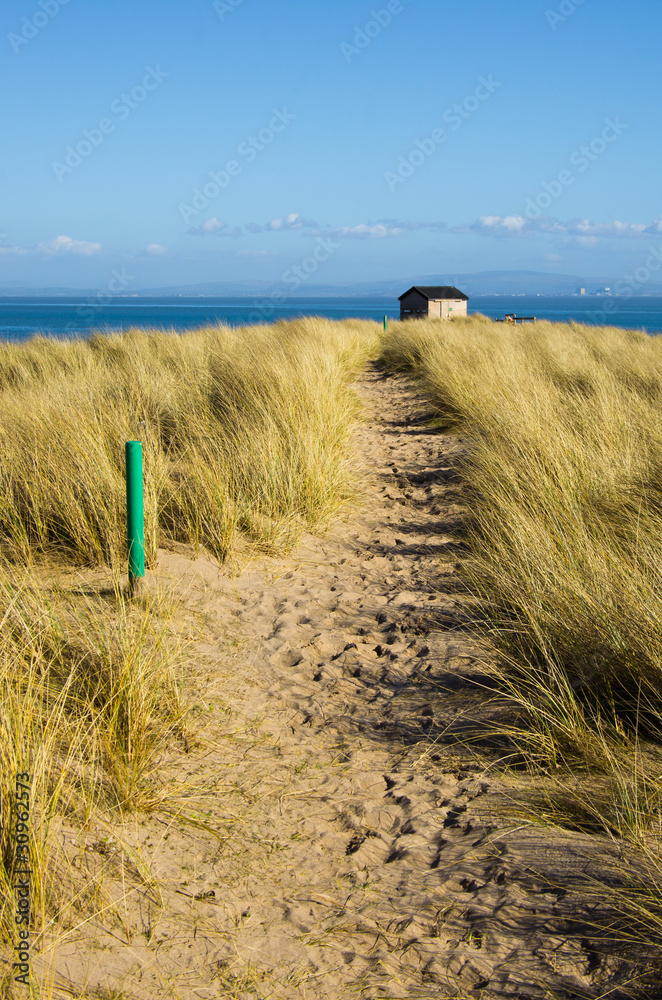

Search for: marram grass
xmin=0 ymin=572 xmax=188 ymax=947
xmin=382 ymin=315 xmax=662 ymax=724
xmin=382 ymin=314 xmax=662 ymax=970
xmin=0 ymin=317 xmax=378 ymax=567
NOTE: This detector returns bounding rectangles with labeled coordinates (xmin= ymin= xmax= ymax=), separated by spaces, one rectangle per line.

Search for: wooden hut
xmin=398 ymin=285 xmax=469 ymax=320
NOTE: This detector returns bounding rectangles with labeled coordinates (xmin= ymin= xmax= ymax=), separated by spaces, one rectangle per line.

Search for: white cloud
xmin=331 ymin=223 xmax=404 ymax=239
xmin=187 ymin=213 xmax=319 ymax=238
xmin=319 ymin=219 xmax=447 ymax=239
xmin=456 ymin=214 xmax=658 ymax=242
xmin=180 ymin=210 xmax=662 ymax=250
xmin=205 ymin=212 xmax=660 ymax=243
xmin=145 ymin=243 xmax=168 ymax=255
xmin=247 ymin=213 xmax=319 ymax=233
xmin=36 ymin=235 xmax=102 ymax=256
xmin=454 ymin=215 xmax=547 ymax=236
xmin=186 ymin=213 xmax=447 ymax=241
xmin=569 ymin=219 xmax=647 ymax=238
xmin=469 ymin=214 xmax=528 ymax=234
xmin=267 ymin=212 xmax=310 ymax=230
xmin=0 ymin=245 xmax=28 ymax=256
xmin=187 ymin=217 xmax=227 ymax=236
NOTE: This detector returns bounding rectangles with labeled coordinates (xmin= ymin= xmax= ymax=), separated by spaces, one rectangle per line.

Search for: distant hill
xmin=115 ymin=272 xmax=619 ymax=297
xmin=3 ymin=271 xmax=662 ymax=297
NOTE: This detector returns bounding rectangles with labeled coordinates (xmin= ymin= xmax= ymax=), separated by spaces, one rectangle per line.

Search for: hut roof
xmin=398 ymin=285 xmax=469 ymax=301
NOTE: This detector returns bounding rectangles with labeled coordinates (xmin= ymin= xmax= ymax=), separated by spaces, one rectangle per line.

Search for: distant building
xmin=398 ymin=285 xmax=469 ymax=320
xmin=579 ymin=287 xmax=586 ymax=295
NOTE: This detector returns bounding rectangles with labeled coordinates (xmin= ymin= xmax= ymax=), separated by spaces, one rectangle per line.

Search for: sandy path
xmin=37 ymin=367 xmax=642 ymax=1000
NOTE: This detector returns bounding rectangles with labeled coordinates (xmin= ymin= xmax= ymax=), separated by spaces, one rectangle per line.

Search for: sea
xmin=1 ymin=295 xmax=662 ymax=342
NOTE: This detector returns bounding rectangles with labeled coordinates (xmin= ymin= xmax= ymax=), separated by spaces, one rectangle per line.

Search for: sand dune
xmin=33 ymin=366 xmax=647 ymax=999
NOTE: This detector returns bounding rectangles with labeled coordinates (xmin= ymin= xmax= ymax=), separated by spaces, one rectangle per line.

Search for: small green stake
xmin=125 ymin=441 xmax=145 ymax=592
xmin=384 ymin=314 xmax=388 ymax=332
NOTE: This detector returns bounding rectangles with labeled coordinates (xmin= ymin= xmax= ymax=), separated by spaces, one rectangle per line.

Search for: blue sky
xmin=1 ymin=0 xmax=661 ymax=289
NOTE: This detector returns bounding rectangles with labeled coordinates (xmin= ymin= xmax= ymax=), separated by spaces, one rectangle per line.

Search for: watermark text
xmin=385 ymin=76 xmax=501 ymax=191
xmin=52 ymin=66 xmax=168 ymax=181
xmin=588 ymin=246 xmax=662 ymax=326
xmin=8 ymin=0 xmax=71 ymax=54
xmin=63 ymin=268 xmax=135 ymax=333
xmin=179 ymin=108 xmax=295 ymax=225
xmin=213 ymin=0 xmax=245 ymax=19
xmin=546 ymin=0 xmax=589 ymax=30
xmin=12 ymin=772 xmax=32 ymax=986
xmin=248 ymin=237 xmax=340 ymax=323
xmin=525 ymin=117 xmax=628 ymax=218
xmin=340 ymin=0 xmax=413 ymax=62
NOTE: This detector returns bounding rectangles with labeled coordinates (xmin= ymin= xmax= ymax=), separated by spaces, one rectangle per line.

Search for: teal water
xmin=0 ymin=295 xmax=661 ymax=341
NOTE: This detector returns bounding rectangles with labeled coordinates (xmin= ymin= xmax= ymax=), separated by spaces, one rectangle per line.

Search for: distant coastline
xmin=3 ymin=268 xmax=662 ymax=299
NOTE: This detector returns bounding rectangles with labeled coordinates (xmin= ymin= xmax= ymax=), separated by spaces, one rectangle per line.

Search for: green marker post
xmin=384 ymin=315 xmax=388 ymax=333
xmin=125 ymin=441 xmax=145 ymax=595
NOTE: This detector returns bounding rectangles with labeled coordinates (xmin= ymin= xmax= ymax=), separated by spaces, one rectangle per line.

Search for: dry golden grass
xmin=382 ymin=316 xmax=662 ymax=836
xmin=381 ymin=313 xmax=662 ymax=967
xmin=0 ymin=317 xmax=376 ymax=567
xmin=382 ymin=318 xmax=662 ymax=733
xmin=0 ymin=317 xmax=379 ymax=959
xmin=0 ymin=573 xmax=188 ymax=947
xmin=381 ymin=315 xmax=662 ymax=823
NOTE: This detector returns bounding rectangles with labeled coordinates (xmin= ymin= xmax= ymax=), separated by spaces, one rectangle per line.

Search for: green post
xmin=125 ymin=441 xmax=145 ymax=593
xmin=384 ymin=314 xmax=388 ymax=333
